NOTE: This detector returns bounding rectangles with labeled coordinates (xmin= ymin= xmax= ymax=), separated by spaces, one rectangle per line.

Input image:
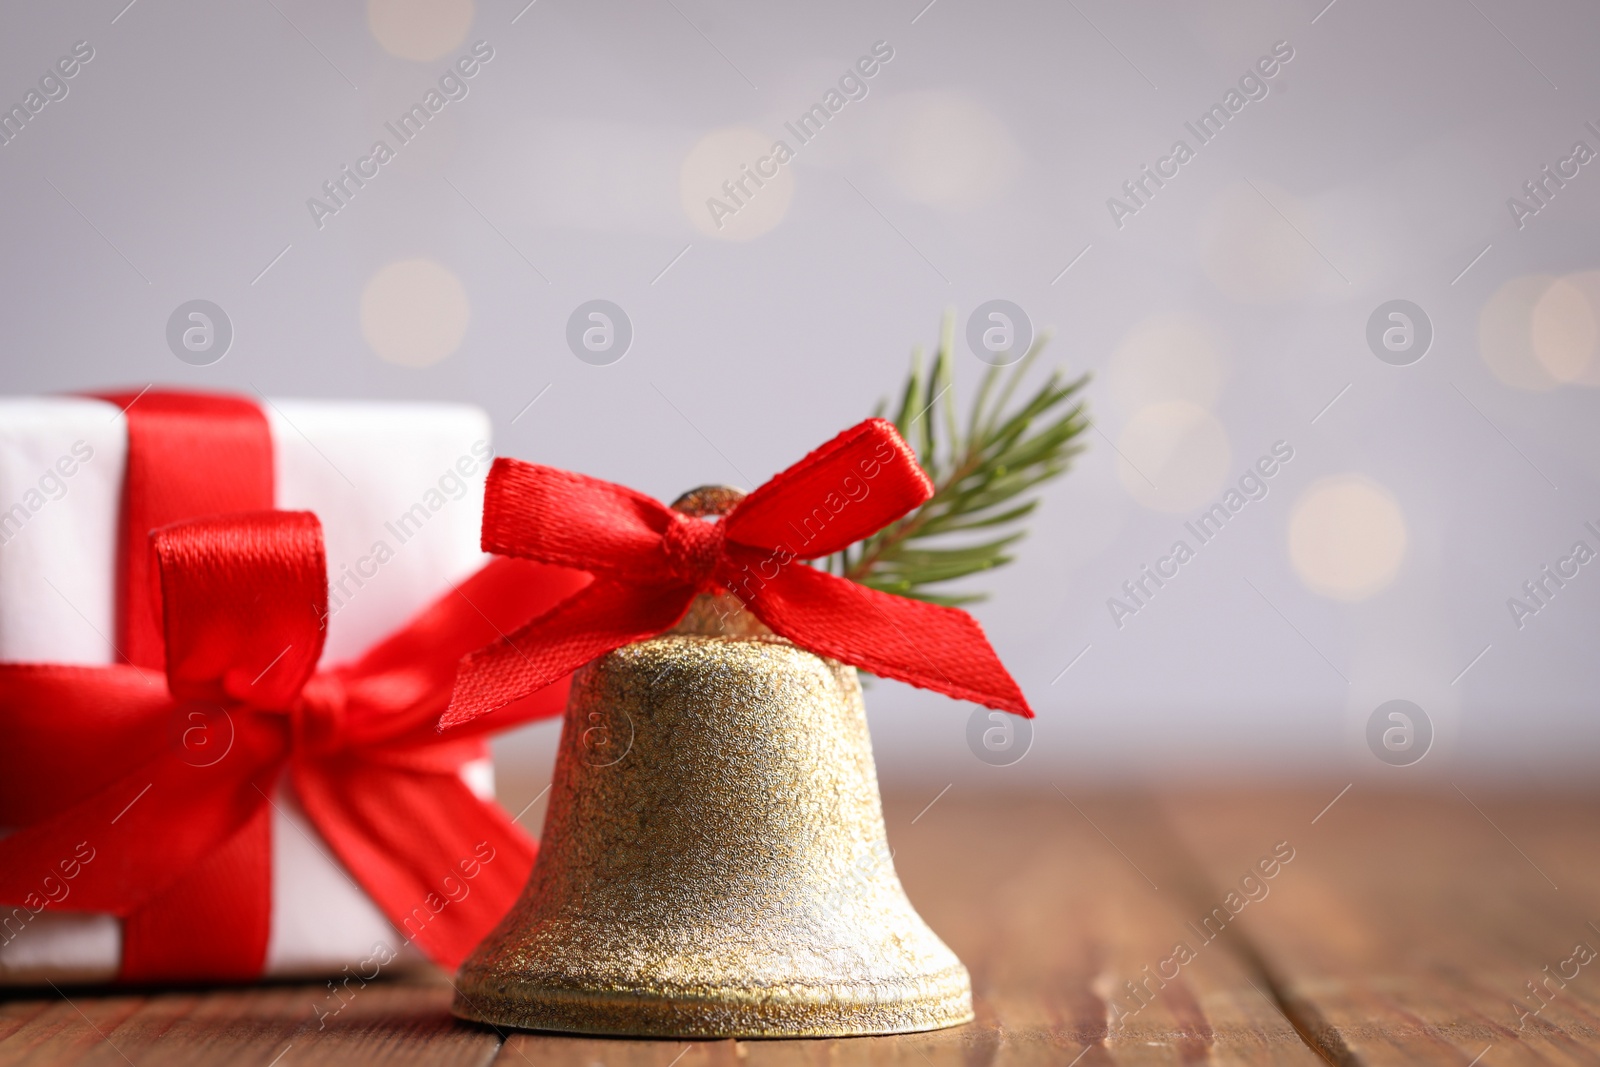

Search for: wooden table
xmin=4 ymin=784 xmax=1597 ymax=1065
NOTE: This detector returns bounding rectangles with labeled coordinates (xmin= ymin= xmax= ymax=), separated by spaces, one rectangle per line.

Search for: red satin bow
xmin=0 ymin=511 xmax=585 ymax=979
xmin=443 ymin=417 xmax=1031 ymax=729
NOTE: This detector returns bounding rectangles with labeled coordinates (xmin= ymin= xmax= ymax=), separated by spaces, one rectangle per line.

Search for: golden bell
xmin=451 ymin=489 xmax=973 ymax=1038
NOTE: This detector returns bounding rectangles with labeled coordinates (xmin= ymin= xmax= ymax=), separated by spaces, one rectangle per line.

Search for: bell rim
xmin=449 ymin=965 xmax=974 ymax=1038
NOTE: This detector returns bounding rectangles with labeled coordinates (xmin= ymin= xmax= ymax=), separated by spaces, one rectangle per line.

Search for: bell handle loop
xmin=669 ymin=485 xmax=746 ymax=519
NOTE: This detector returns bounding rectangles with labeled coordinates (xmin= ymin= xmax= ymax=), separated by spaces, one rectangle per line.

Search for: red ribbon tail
xmin=750 ymin=564 xmax=1033 ymax=716
xmin=120 ymin=807 xmax=272 ymax=981
xmin=293 ymin=756 xmax=537 ymax=970
xmin=442 ymin=578 xmax=695 ymax=729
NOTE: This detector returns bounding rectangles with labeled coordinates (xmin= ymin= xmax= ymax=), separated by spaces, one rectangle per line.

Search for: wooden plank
xmin=0 ymin=972 xmax=498 ymax=1067
xmin=492 ymin=788 xmax=1322 ymax=1065
xmin=888 ymin=788 xmax=1320 ymax=1066
xmin=1155 ymin=784 xmax=1600 ymax=1066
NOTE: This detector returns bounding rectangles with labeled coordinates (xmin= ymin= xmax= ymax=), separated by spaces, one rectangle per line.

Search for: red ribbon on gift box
xmin=443 ymin=417 xmax=1032 ymax=730
xmin=0 ymin=392 xmax=586 ymax=980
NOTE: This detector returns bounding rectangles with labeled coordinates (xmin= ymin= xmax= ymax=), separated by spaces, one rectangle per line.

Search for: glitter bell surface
xmin=451 ymin=491 xmax=972 ymax=1038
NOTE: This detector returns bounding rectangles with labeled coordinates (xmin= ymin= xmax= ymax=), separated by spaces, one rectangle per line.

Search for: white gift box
xmin=0 ymin=395 xmax=498 ymax=983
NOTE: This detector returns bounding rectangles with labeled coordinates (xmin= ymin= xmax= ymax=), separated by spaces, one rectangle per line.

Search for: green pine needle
xmin=822 ymin=311 xmax=1091 ymax=605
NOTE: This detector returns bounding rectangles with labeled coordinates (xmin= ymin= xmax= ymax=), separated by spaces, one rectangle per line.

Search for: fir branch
xmin=824 ymin=312 xmax=1090 ymax=605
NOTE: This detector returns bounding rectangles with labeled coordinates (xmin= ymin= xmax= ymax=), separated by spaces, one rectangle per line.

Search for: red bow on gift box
xmin=444 ymin=417 xmax=1032 ymax=729
xmin=0 ymin=391 xmax=586 ymax=982
xmin=0 ymin=512 xmax=580 ymax=979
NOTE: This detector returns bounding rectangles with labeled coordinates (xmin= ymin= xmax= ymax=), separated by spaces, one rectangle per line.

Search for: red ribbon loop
xmin=156 ymin=511 xmax=328 ymax=708
xmin=442 ymin=417 xmax=1032 ymax=730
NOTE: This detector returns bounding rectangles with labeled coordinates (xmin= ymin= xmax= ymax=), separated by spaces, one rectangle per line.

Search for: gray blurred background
xmin=3 ymin=0 xmax=1598 ymax=790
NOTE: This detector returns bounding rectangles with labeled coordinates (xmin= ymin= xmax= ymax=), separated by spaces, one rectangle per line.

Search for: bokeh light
xmin=359 ymin=258 xmax=470 ymax=367
xmin=367 ymin=0 xmax=474 ymax=62
xmin=680 ymin=126 xmax=795 ymax=241
xmin=1288 ymin=475 xmax=1407 ymax=602
xmin=1480 ymin=274 xmax=1560 ymax=391
xmin=1531 ymin=271 xmax=1600 ymax=386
